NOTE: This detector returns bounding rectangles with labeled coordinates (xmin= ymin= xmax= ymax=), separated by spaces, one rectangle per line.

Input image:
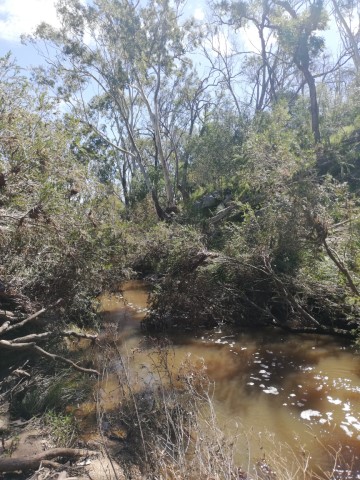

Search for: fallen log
xmin=0 ymin=321 xmax=10 ymax=335
xmin=208 ymin=202 xmax=238 ymax=226
xmin=63 ymin=330 xmax=98 ymax=341
xmin=11 ymin=330 xmax=98 ymax=344
xmin=0 ymin=448 xmax=98 ymax=473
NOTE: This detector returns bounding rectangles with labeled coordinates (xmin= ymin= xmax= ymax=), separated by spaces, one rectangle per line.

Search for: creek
xmin=88 ymin=280 xmax=360 ymax=478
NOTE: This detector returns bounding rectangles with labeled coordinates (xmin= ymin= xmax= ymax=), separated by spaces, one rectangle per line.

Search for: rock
xmin=83 ymin=455 xmax=126 ymax=480
xmin=0 ymin=415 xmax=10 ymax=434
xmin=201 ymin=193 xmax=219 ymax=208
xmin=224 ymin=193 xmax=233 ymax=205
xmin=195 ymin=190 xmax=233 ymax=210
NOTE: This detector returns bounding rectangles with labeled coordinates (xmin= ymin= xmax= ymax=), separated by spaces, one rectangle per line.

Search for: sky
xmin=0 ymin=0 xmax=60 ymax=66
xmin=0 ymin=0 xmax=208 ymax=67
xmin=0 ymin=0 xmax=350 ymax=70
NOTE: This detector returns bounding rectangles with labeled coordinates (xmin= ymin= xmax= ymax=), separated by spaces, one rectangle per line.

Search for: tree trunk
xmin=300 ymin=66 xmax=321 ymax=144
xmin=307 ymin=73 xmax=321 ymax=144
xmin=0 ymin=448 xmax=97 ymax=473
xmin=151 ymin=190 xmax=168 ymax=221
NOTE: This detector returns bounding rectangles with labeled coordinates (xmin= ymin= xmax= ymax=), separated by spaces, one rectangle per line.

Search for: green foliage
xmin=44 ymin=411 xmax=77 ymax=447
xmin=187 ymin=115 xmax=244 ymax=189
xmin=11 ymin=371 xmax=93 ymax=419
xmin=274 ymin=0 xmax=328 ymax=64
xmin=0 ymin=55 xmax=137 ymax=325
xmin=130 ymin=223 xmax=205 ymax=275
xmin=144 ymin=98 xmax=360 ymax=333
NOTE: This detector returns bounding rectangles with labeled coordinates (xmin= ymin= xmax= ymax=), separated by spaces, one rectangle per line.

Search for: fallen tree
xmin=0 ymin=296 xmax=99 ymax=376
xmin=0 ymin=448 xmax=98 ymax=473
xmin=143 ymin=248 xmax=360 ymax=336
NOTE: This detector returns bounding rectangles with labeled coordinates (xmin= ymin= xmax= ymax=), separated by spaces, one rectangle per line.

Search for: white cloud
xmin=0 ymin=0 xmax=60 ymax=42
xmin=240 ymin=25 xmax=277 ymax=54
xmin=193 ymin=7 xmax=205 ymax=21
xmin=240 ymin=24 xmax=261 ymax=53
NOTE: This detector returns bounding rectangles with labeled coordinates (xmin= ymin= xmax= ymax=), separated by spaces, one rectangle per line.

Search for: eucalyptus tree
xmin=212 ymin=0 xmax=288 ymax=112
xmin=199 ymin=24 xmax=246 ymax=116
xmin=158 ymin=66 xmax=214 ymax=200
xmin=27 ymin=0 xmax=197 ymax=219
xmin=331 ymin=0 xmax=360 ymax=72
xmin=271 ymin=0 xmax=328 ymax=144
xmin=214 ymin=0 xmax=330 ymax=144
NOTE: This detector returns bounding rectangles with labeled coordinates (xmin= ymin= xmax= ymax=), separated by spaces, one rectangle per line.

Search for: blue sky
xmin=0 ymin=0 xmax=60 ymax=67
xmin=0 ymin=0 xmax=351 ymax=70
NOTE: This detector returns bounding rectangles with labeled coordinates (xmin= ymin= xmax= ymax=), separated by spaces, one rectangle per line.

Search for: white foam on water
xmin=263 ymin=386 xmax=279 ymax=395
xmin=300 ymin=410 xmax=322 ymax=420
xmin=340 ymin=424 xmax=354 ymax=437
xmin=345 ymin=415 xmax=360 ymax=431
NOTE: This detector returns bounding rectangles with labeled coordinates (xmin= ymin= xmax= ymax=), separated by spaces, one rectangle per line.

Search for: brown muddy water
xmin=90 ymin=281 xmax=360 ymax=478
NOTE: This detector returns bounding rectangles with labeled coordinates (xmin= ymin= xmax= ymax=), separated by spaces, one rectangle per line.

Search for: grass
xmin=44 ymin=410 xmax=77 ymax=447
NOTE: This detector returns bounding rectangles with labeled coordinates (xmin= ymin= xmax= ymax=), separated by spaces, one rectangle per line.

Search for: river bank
xmin=1 ymin=280 xmax=360 ymax=479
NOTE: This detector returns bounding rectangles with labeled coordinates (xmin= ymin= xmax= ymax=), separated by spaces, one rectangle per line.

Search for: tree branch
xmin=323 ymin=239 xmax=360 ymax=296
xmin=0 ymin=340 xmax=99 ymax=376
xmin=6 ymin=299 xmax=63 ymax=333
xmin=33 ymin=345 xmax=99 ymax=375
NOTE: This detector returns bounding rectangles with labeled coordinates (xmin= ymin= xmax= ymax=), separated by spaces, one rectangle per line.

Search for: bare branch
xmin=0 ymin=339 xmax=99 ymax=376
xmin=33 ymin=345 xmax=100 ymax=375
xmin=6 ymin=299 xmax=63 ymax=332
